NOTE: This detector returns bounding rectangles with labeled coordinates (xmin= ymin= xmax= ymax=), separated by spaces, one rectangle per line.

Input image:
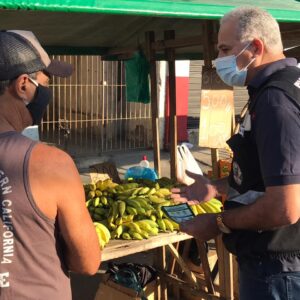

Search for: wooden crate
xmin=94 ymin=277 xmax=157 ymax=300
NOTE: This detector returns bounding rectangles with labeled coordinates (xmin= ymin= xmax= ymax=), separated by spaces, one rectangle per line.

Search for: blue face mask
xmin=215 ymin=42 xmax=256 ymax=87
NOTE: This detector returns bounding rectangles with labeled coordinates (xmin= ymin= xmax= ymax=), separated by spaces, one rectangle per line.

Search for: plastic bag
xmin=125 ymin=166 xmax=158 ymax=182
xmin=176 ymin=144 xmax=203 ymax=185
xmin=106 ymin=262 xmax=157 ymax=300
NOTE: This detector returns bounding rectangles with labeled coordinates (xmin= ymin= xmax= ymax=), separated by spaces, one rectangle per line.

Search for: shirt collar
xmin=248 ymin=58 xmax=298 ymax=95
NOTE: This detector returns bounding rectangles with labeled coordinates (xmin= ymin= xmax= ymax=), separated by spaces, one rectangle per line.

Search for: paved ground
xmin=77 ymin=146 xmax=230 ymax=183
xmin=71 ymin=146 xmax=230 ymax=300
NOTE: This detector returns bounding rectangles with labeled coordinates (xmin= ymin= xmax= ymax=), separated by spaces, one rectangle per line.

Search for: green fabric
xmin=125 ymin=51 xmax=150 ymax=104
xmin=0 ymin=0 xmax=300 ymax=22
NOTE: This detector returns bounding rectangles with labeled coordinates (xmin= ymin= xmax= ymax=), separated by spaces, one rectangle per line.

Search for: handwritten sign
xmin=199 ymin=67 xmax=234 ymax=149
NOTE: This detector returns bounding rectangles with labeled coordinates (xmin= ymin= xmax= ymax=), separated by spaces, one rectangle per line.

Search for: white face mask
xmin=215 ymin=42 xmax=256 ymax=87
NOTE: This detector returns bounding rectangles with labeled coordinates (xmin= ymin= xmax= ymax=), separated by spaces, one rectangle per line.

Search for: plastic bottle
xmin=125 ymin=155 xmax=158 ymax=181
xmin=139 ymin=155 xmax=150 ymax=168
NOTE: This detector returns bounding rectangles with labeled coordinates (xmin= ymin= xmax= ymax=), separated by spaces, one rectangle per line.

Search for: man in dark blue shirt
xmin=172 ymin=6 xmax=300 ymax=300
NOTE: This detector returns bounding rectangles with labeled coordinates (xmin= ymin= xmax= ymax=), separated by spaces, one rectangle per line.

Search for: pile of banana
xmin=94 ymin=222 xmax=111 ymax=249
xmin=189 ymin=198 xmax=223 ymax=216
xmin=85 ymin=177 xmax=223 ymax=247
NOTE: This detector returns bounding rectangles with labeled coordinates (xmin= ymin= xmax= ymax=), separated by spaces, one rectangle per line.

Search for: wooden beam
xmin=101 ymin=231 xmax=192 ymax=261
xmin=281 ymin=29 xmax=300 ymax=39
xmin=101 ymin=53 xmax=134 ymax=61
xmin=145 ymin=31 xmax=161 ymax=177
xmin=153 ymin=35 xmax=204 ymax=51
xmin=202 ymin=20 xmax=219 ymax=179
xmin=211 ymin=149 xmax=219 ymax=179
xmin=105 ymin=46 xmax=140 ymax=56
xmin=215 ymin=237 xmax=226 ymax=297
xmin=155 ymin=246 xmax=168 ymax=300
xmin=104 ymin=34 xmax=217 ymax=57
xmin=164 ymin=30 xmax=177 ymax=180
xmin=223 ymin=244 xmax=234 ymax=300
xmin=196 ymin=240 xmax=215 ymax=295
xmin=215 ymin=236 xmax=234 ymax=299
xmin=166 ymin=243 xmax=200 ymax=288
xmin=162 ymin=273 xmax=224 ymax=300
xmin=202 ymin=20 xmax=215 ymax=68
xmin=168 ymin=242 xmax=180 ymax=274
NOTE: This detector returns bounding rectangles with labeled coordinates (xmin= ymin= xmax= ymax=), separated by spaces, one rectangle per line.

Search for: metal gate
xmin=40 ymin=55 xmax=152 ymax=157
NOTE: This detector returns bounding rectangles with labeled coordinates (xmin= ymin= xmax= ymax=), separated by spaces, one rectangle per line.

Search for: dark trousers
xmin=239 ymin=258 xmax=300 ymax=300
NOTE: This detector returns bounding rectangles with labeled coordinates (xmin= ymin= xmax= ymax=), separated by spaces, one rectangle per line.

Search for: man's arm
xmin=223 ymin=184 xmax=300 ymax=231
xmin=180 ymin=183 xmax=300 ymax=241
xmin=29 ymin=144 xmax=101 ymax=275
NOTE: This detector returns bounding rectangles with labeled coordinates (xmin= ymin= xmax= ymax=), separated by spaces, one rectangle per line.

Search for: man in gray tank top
xmin=0 ymin=30 xmax=101 ymax=299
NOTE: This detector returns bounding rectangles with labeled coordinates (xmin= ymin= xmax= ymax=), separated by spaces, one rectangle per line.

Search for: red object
xmin=142 ymin=155 xmax=147 ymax=161
xmin=164 ymin=76 xmax=189 ymax=149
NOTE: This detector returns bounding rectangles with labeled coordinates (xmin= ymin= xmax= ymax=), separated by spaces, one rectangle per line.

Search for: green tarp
xmin=1 ymin=0 xmax=300 ymax=22
xmin=125 ymin=51 xmax=150 ymax=104
xmin=0 ymin=0 xmax=299 ymax=57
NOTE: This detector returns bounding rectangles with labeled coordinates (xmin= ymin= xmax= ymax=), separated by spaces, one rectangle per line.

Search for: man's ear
xmin=12 ymin=74 xmax=29 ymax=99
xmin=251 ymin=38 xmax=264 ymax=57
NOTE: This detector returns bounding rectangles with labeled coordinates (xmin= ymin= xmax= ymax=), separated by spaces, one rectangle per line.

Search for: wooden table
xmin=100 ymin=232 xmax=234 ymax=300
xmin=101 ymin=231 xmax=192 ymax=261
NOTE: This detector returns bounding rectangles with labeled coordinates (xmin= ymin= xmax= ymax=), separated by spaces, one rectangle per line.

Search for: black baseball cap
xmin=0 ymin=30 xmax=73 ymax=81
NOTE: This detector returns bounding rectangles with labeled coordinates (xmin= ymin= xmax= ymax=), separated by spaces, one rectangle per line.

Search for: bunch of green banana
xmin=190 ymin=198 xmax=223 ymax=216
xmin=155 ymin=177 xmax=176 ymax=189
xmin=85 ymin=177 xmax=184 ymax=242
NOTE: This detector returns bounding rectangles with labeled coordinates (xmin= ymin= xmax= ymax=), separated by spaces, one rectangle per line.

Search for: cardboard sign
xmin=199 ymin=67 xmax=234 ymax=149
xmin=89 ymin=162 xmax=121 ymax=184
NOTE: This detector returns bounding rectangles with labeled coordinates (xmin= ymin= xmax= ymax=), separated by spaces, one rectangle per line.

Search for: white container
xmin=139 ymin=155 xmax=150 ymax=168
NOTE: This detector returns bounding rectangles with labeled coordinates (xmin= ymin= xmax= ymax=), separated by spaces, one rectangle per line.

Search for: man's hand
xmin=180 ymin=213 xmax=221 ymax=241
xmin=171 ymin=171 xmax=217 ymax=205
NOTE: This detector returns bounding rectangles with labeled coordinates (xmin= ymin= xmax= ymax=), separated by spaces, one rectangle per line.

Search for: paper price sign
xmin=161 ymin=203 xmax=195 ymax=224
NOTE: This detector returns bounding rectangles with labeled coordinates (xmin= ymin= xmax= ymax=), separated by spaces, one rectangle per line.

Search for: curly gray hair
xmin=221 ymin=6 xmax=283 ymax=52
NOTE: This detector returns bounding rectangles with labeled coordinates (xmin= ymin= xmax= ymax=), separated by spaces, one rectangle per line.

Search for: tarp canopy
xmin=2 ymin=0 xmax=300 ymax=21
xmin=0 ymin=0 xmax=300 ymax=58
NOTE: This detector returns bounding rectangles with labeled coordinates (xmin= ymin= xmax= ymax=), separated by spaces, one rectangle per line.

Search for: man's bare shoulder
xmin=32 ymin=143 xmax=72 ymax=162
xmin=30 ymin=143 xmax=79 ymax=182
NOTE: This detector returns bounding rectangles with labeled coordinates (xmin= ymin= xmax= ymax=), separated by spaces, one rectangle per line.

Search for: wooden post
xmin=155 ymin=246 xmax=168 ymax=300
xmin=202 ymin=20 xmax=215 ymax=68
xmin=166 ymin=244 xmax=200 ymax=288
xmin=195 ymin=240 xmax=215 ymax=295
xmin=164 ymin=30 xmax=177 ymax=180
xmin=145 ymin=31 xmax=161 ymax=177
xmin=233 ymin=257 xmax=239 ymax=300
xmin=201 ymin=20 xmax=234 ymax=299
xmin=216 ymin=236 xmax=234 ymax=299
xmin=211 ymin=149 xmax=219 ymax=179
xmin=202 ymin=20 xmax=219 ymax=178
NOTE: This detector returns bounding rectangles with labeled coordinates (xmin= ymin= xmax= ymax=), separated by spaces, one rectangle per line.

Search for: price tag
xmin=161 ymin=203 xmax=195 ymax=224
